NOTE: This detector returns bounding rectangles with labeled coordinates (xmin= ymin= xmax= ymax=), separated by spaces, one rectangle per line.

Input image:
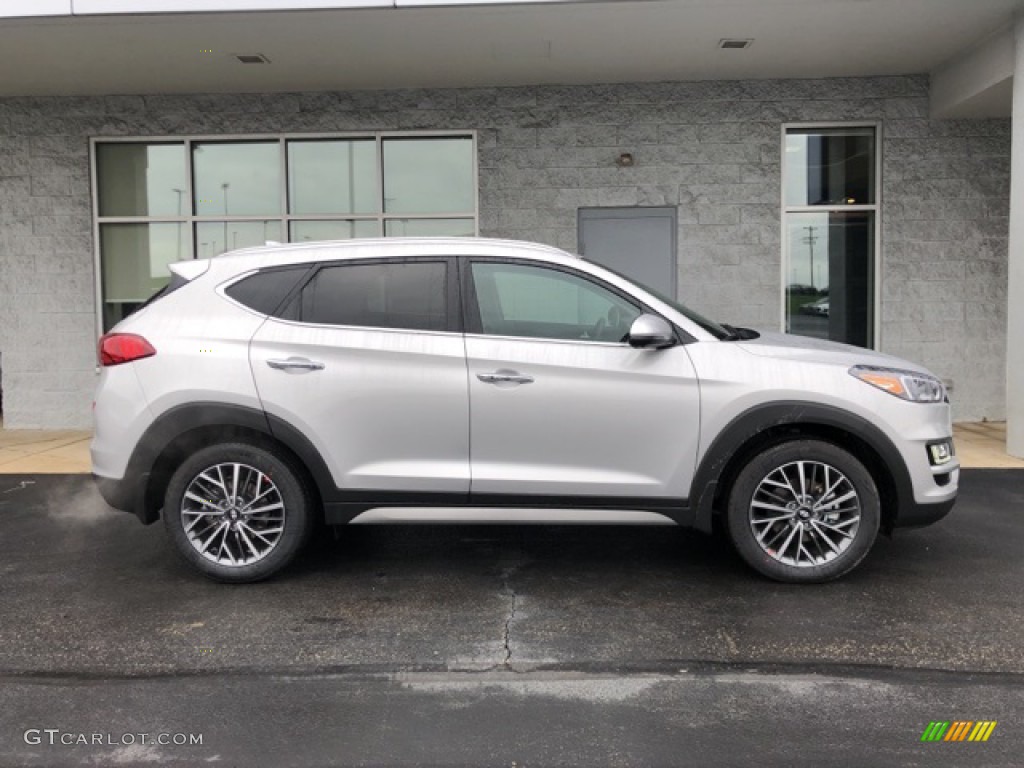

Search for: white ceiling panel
xmin=0 ymin=0 xmax=1020 ymax=98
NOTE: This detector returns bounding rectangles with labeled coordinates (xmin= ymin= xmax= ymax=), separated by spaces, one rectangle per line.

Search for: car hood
xmin=735 ymin=331 xmax=933 ymax=375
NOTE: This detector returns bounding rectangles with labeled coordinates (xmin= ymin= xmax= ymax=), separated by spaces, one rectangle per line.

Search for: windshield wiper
xmin=720 ymin=323 xmax=760 ymax=341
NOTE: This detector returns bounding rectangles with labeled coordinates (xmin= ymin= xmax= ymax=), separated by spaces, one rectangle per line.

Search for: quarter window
xmin=224 ymin=267 xmax=311 ymax=317
xmin=470 ymin=262 xmax=641 ymax=342
xmin=299 ymin=262 xmax=447 ymax=332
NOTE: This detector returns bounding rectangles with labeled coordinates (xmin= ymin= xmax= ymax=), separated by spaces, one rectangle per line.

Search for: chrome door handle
xmin=266 ymin=357 xmax=325 ymax=372
xmin=477 ymin=369 xmax=534 ymax=385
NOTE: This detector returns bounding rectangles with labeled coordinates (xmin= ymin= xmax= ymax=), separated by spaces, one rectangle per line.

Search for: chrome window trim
xmin=262 ymin=316 xmax=463 ymax=338
xmin=463 ymin=332 xmax=630 ymax=349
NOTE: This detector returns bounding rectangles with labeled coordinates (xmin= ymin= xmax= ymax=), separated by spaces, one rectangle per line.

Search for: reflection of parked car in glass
xmin=800 ymin=297 xmax=830 ymax=317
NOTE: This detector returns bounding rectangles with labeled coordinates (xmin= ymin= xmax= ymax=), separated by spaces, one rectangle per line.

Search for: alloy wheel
xmin=748 ymin=460 xmax=861 ymax=568
xmin=181 ymin=462 xmax=286 ymax=566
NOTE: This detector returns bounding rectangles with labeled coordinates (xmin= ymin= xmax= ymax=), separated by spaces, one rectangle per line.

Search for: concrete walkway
xmin=0 ymin=422 xmax=92 ymax=473
xmin=0 ymin=419 xmax=1021 ymax=473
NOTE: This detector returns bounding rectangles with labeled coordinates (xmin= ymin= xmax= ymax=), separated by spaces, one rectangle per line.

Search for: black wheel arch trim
xmin=690 ymin=400 xmax=930 ymax=534
xmin=109 ymin=402 xmax=337 ymax=524
xmin=102 ymin=399 xmax=946 ymax=534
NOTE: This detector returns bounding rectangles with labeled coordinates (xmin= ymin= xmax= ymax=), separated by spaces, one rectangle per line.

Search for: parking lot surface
xmin=1 ymin=470 xmax=1022 ymax=766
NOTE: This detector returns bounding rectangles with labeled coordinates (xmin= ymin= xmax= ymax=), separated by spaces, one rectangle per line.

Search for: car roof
xmin=186 ymin=237 xmax=578 ymax=278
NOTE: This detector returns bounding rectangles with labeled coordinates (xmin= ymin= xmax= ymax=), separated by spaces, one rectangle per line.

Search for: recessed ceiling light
xmin=718 ymin=39 xmax=753 ymax=50
xmin=235 ymin=54 xmax=271 ymax=64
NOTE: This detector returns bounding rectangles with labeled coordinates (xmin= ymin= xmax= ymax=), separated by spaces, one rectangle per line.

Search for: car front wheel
xmin=162 ymin=442 xmax=314 ymax=583
xmin=725 ymin=440 xmax=880 ymax=584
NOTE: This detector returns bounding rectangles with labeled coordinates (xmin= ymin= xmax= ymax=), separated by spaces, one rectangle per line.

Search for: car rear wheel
xmin=162 ymin=443 xmax=314 ymax=583
xmin=725 ymin=440 xmax=880 ymax=584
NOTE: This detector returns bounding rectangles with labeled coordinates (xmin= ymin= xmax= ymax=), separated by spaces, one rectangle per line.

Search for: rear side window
xmin=299 ymin=261 xmax=447 ymax=332
xmin=225 ymin=267 xmax=310 ymax=316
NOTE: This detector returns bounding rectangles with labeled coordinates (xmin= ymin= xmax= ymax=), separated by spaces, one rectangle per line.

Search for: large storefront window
xmin=92 ymin=133 xmax=477 ymax=331
xmin=783 ymin=126 xmax=877 ymax=348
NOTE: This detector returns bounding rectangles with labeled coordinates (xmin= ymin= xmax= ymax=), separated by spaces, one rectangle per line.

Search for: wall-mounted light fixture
xmin=615 ymin=152 xmax=634 ymax=167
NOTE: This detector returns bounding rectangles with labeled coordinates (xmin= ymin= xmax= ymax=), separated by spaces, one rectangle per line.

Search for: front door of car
xmin=463 ymin=258 xmax=701 ymax=500
xmin=249 ymin=257 xmax=470 ymax=493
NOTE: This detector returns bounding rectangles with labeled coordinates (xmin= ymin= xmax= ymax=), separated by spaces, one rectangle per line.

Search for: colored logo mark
xmin=921 ymin=721 xmax=997 ymax=742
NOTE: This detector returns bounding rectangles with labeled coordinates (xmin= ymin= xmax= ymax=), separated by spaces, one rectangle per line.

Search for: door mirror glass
xmin=628 ymin=314 xmax=675 ymax=349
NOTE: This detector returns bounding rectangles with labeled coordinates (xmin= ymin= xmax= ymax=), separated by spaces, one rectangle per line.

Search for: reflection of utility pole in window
xmin=801 ymin=226 xmax=818 ymax=289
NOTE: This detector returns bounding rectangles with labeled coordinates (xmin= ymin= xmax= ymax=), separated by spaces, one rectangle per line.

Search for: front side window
xmin=783 ymin=126 xmax=877 ymax=348
xmin=470 ymin=262 xmax=641 ymax=342
xmin=92 ymin=133 xmax=476 ymax=331
xmin=299 ymin=261 xmax=447 ymax=332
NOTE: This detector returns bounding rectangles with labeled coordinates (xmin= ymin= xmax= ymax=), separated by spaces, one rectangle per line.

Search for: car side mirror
xmin=627 ymin=314 xmax=675 ymax=349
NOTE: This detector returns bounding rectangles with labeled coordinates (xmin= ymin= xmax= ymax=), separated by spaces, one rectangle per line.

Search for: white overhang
xmin=0 ymin=0 xmax=1022 ymax=104
xmin=932 ymin=23 xmax=1015 ymax=118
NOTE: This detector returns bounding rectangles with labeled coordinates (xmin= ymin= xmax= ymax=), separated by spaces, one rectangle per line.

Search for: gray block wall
xmin=0 ymin=75 xmax=1010 ymax=429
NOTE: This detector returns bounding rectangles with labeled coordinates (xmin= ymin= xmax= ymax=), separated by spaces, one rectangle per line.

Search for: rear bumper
xmin=93 ymin=472 xmax=154 ymax=525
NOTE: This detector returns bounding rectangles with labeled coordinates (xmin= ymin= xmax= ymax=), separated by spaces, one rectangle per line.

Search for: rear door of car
xmin=462 ymin=257 xmax=701 ymax=501
xmin=247 ymin=256 xmax=470 ymax=494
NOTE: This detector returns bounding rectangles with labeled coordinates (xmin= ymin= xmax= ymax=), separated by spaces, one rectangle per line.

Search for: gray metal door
xmin=578 ymin=207 xmax=677 ymax=298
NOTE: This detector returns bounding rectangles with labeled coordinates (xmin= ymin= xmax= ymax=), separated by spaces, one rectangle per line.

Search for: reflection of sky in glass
xmin=196 ymin=221 xmax=282 ymax=257
xmin=147 ymin=222 xmax=189 ymax=276
xmin=97 ymin=143 xmax=187 ymax=217
xmin=383 ymin=138 xmax=474 ymax=214
xmin=291 ymin=220 xmax=380 ymax=241
xmin=787 ymin=212 xmax=830 ymax=288
xmin=193 ymin=143 xmax=280 ymax=216
xmin=101 ymin=223 xmax=187 ymax=302
xmin=289 ymin=141 xmax=378 ymax=215
xmin=784 ymin=135 xmax=810 ymax=208
xmin=384 ymin=218 xmax=475 ymax=237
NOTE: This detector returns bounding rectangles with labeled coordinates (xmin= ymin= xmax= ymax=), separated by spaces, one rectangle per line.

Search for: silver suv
xmin=92 ymin=238 xmax=958 ymax=584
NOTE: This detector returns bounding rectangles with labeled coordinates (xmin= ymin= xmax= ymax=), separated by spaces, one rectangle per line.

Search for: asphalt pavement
xmin=0 ymin=470 xmax=1021 ymax=767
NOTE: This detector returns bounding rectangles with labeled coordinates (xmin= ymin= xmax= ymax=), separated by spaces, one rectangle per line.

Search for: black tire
xmin=725 ymin=440 xmax=880 ymax=584
xmin=162 ymin=442 xmax=314 ymax=583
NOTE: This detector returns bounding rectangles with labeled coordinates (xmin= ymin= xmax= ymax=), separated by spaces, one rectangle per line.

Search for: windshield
xmin=586 ymin=260 xmax=732 ymax=340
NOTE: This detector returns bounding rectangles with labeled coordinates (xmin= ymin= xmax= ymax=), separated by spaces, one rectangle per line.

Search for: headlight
xmin=849 ymin=365 xmax=946 ymax=403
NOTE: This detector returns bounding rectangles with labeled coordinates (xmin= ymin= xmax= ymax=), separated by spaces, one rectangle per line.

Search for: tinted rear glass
xmin=225 ymin=267 xmax=310 ymax=316
xmin=300 ymin=261 xmax=447 ymax=331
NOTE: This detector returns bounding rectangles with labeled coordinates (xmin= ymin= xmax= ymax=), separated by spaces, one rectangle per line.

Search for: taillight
xmin=98 ymin=333 xmax=156 ymax=366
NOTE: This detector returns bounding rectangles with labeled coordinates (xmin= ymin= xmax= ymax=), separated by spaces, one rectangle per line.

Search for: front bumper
xmin=893 ymin=495 xmax=956 ymax=529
